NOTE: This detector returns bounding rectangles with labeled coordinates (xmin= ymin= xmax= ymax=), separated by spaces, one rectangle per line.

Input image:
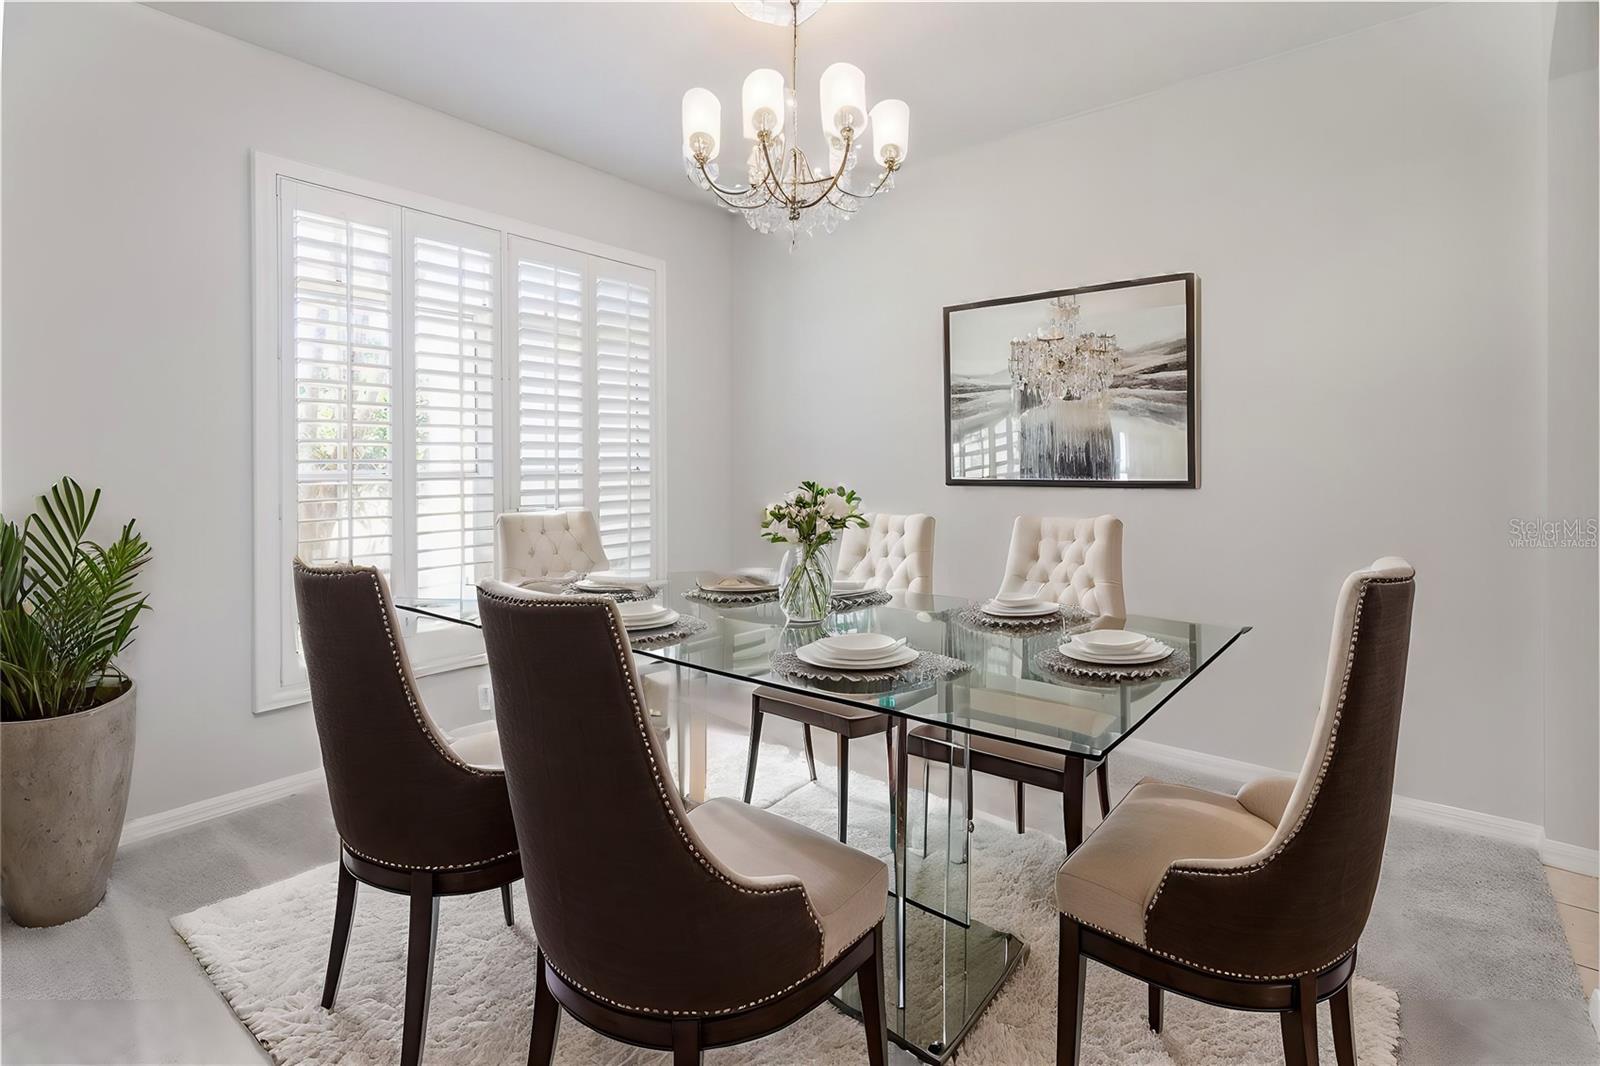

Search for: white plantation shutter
xmin=284 ymin=183 xmax=399 ymax=575
xmin=512 ymin=238 xmax=587 ymax=512
xmin=407 ymin=215 xmax=498 ymax=601
xmin=593 ymin=265 xmax=655 ymax=574
xmin=260 ymin=165 xmax=663 ymax=705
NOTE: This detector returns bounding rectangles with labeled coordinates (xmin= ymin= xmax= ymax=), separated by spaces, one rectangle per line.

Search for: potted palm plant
xmin=1 ymin=477 xmax=150 ymax=926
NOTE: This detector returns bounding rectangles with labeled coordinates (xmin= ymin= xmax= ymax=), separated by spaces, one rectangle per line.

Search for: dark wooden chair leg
xmin=400 ymin=871 xmax=440 ymax=1066
xmin=1147 ymin=985 xmax=1162 ymax=1033
xmin=321 ymin=859 xmax=358 ymax=1010
xmin=1095 ymin=761 xmax=1111 ymax=819
xmin=501 ymin=884 xmax=514 ymax=926
xmin=527 ymin=950 xmax=561 ymax=1066
xmin=836 ymin=734 xmax=851 ymax=842
xmin=743 ymin=700 xmax=764 ymax=804
xmin=1057 ymin=915 xmax=1085 ymax=1066
xmin=672 ymin=1020 xmax=701 ymax=1066
xmin=884 ymin=729 xmax=896 ymax=803
xmin=1014 ymin=780 xmax=1027 ymax=834
xmin=1063 ymin=757 xmax=1086 ymax=852
xmin=803 ymin=724 xmax=818 ymax=782
xmin=1330 ymin=982 xmax=1355 ymax=1066
xmin=1279 ymin=973 xmax=1319 ymax=1066
xmin=856 ymin=923 xmax=889 ymax=1066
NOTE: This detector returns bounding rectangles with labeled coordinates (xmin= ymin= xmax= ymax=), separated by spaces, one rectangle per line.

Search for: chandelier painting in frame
xmin=944 ymin=273 xmax=1197 ymax=488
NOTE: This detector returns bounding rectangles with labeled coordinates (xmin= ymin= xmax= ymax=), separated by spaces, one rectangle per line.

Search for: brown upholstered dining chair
xmin=1056 ymin=558 xmax=1416 ymax=1066
xmin=476 ymin=586 xmax=891 ymax=1066
xmin=292 ymin=561 xmax=522 ymax=1066
xmin=746 ymin=512 xmax=935 ymax=842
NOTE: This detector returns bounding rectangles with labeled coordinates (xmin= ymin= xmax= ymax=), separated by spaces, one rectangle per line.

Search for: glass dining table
xmin=396 ymin=575 xmax=1249 ymax=1065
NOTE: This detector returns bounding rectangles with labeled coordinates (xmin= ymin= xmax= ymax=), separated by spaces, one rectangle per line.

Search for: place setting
xmin=613 ymin=599 xmax=709 ymax=647
xmin=563 ymin=570 xmax=664 ymax=602
xmin=1033 ymin=626 xmax=1191 ymax=682
xmin=829 ymin=578 xmax=893 ymax=611
xmin=952 ymin=590 xmax=1093 ymax=633
xmin=771 ymin=630 xmax=970 ymax=691
xmin=683 ymin=570 xmax=780 ymax=604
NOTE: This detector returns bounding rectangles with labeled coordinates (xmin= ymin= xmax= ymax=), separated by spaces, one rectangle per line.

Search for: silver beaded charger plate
xmin=951 ymin=603 xmax=1092 ymax=635
xmin=1031 ymin=643 xmax=1192 ymax=683
xmin=563 ymin=580 xmax=664 ymax=604
xmin=770 ymin=648 xmax=970 ymax=694
xmin=682 ymin=586 xmax=779 ymax=605
xmin=625 ymin=615 xmax=710 ymax=647
xmin=830 ymin=588 xmax=892 ymax=611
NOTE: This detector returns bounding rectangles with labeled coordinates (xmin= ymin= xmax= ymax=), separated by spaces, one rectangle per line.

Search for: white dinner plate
xmin=1061 ymin=638 xmax=1172 ymax=665
xmin=623 ymin=610 xmax=680 ymax=631
xmin=698 ymin=576 xmax=777 ymax=593
xmin=831 ymin=580 xmax=868 ymax=594
xmin=981 ymin=599 xmax=1059 ymax=618
xmin=796 ymin=643 xmax=919 ymax=671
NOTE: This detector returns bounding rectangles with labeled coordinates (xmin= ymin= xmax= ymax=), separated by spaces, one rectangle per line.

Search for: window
xmin=254 ymin=157 xmax=663 ymax=710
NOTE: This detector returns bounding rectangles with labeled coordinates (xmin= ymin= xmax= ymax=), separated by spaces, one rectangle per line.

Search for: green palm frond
xmin=0 ymin=478 xmax=151 ymax=721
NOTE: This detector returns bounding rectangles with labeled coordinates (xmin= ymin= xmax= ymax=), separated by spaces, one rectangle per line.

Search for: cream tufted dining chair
xmin=997 ymin=515 xmax=1125 ymax=620
xmin=746 ymin=512 xmax=936 ymax=843
xmin=494 ymin=510 xmax=609 ymax=584
xmin=833 ymin=513 xmax=936 ymax=593
xmin=909 ymin=515 xmax=1125 ymax=848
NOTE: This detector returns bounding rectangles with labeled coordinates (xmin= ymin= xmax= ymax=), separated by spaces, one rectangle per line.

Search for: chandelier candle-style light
xmin=681 ymin=0 xmax=909 ymax=243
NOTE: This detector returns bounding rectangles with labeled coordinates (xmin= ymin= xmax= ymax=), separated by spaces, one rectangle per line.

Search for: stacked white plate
xmin=697 ymin=573 xmax=777 ymax=593
xmin=573 ymin=571 xmax=657 ymax=594
xmin=832 ymin=579 xmax=868 ymax=595
xmin=796 ymin=632 xmax=918 ymax=671
xmin=616 ymin=601 xmax=680 ymax=631
xmin=1060 ymin=629 xmax=1173 ymax=665
xmin=980 ymin=592 xmax=1060 ymax=618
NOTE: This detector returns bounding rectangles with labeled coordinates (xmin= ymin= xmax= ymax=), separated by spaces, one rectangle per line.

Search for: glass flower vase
xmin=776 ymin=543 xmax=833 ymax=625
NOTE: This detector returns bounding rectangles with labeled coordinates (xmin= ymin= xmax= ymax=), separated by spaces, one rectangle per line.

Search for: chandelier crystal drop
xmin=1008 ymin=297 xmax=1124 ymax=404
xmin=680 ymin=0 xmax=908 ymax=246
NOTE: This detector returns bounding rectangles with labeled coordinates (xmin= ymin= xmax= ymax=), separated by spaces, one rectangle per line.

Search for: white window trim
xmin=251 ymin=151 xmax=668 ymax=714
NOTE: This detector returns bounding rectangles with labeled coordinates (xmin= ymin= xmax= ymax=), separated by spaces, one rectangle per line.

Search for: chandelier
xmin=1008 ymin=297 xmax=1123 ymax=404
xmin=680 ymin=0 xmax=909 ymax=243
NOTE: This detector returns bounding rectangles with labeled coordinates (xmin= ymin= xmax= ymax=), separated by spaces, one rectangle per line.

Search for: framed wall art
xmin=944 ymin=272 xmax=1197 ymax=487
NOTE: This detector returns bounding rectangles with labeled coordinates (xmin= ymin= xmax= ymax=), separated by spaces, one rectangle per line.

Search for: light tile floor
xmin=1545 ymin=865 xmax=1600 ymax=997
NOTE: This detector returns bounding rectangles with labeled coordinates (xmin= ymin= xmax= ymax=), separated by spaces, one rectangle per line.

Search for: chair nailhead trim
xmin=480 ymin=590 xmax=843 ymax=1017
xmin=341 ymin=839 xmax=519 ymax=873
xmin=1123 ymin=574 xmax=1410 ymax=981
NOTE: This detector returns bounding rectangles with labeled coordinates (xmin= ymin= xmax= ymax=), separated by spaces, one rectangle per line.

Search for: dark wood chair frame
xmin=528 ymin=921 xmax=890 ymax=1066
xmin=905 ymin=731 xmax=1111 ymax=851
xmin=323 ymin=846 xmax=523 ymax=1066
xmin=1057 ymin=917 xmax=1357 ymax=1066
xmin=746 ymin=691 xmax=896 ymax=843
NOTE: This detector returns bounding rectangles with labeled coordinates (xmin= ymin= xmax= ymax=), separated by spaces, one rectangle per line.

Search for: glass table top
xmin=396 ymin=573 xmax=1250 ymax=762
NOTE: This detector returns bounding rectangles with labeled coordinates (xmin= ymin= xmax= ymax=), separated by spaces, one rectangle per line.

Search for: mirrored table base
xmin=832 ymin=909 xmax=1027 ymax=1065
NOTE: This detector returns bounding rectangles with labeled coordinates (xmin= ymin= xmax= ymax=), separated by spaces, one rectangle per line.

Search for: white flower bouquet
xmin=760 ymin=480 xmax=868 ymax=622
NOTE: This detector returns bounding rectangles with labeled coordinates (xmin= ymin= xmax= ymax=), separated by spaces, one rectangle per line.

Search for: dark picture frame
xmin=943 ymin=272 xmax=1198 ymax=488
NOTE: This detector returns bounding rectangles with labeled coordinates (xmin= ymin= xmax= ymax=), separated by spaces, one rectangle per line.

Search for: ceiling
xmin=152 ymin=2 xmax=1430 ymax=206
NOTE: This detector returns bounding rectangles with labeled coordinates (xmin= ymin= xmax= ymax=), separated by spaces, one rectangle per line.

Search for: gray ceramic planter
xmin=1 ymin=684 xmax=136 ymax=927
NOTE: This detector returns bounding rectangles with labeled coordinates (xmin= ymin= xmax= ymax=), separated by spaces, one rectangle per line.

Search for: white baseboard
xmin=118 ymin=723 xmax=1600 ymax=878
xmin=1118 ymin=737 xmax=1600 ymax=875
xmin=118 ymin=767 xmax=325 ymax=849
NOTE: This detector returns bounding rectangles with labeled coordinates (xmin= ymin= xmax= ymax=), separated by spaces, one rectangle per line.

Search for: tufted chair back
xmin=494 ymin=509 xmax=608 ymax=584
xmin=834 ymin=513 xmax=936 ymax=594
xmin=997 ymin=515 xmax=1125 ymax=620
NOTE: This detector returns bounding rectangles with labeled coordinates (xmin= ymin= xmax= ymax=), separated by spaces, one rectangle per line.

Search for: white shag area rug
xmin=172 ymin=727 xmax=1400 ymax=1065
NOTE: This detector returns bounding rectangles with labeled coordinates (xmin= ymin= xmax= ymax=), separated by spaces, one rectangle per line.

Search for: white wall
xmin=1543 ymin=11 xmax=1599 ymax=852
xmin=1 ymin=3 xmax=736 ymax=819
xmin=730 ymin=3 xmax=1562 ymax=828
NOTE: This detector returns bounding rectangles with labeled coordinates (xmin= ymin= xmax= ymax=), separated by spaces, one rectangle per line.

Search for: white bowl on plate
xmin=797 ymin=642 xmax=918 ymax=671
xmin=616 ymin=602 xmax=676 ymax=629
xmin=981 ymin=599 xmax=1057 ymax=617
xmin=1075 ymin=629 xmax=1149 ymax=652
xmin=832 ymin=580 xmax=868 ymax=594
xmin=815 ymin=633 xmax=906 ymax=661
xmin=1062 ymin=637 xmax=1171 ymax=665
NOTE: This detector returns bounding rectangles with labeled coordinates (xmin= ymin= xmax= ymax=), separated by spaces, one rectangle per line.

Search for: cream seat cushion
xmin=688 ymin=797 xmax=888 ymax=963
xmin=1054 ymin=779 xmax=1275 ymax=945
xmin=448 ymin=730 xmax=503 ymax=770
